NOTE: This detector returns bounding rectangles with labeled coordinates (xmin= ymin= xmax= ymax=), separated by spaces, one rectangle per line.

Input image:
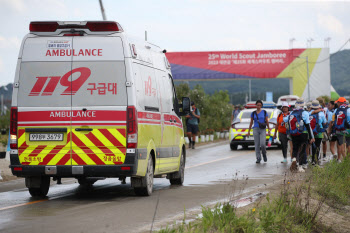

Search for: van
xmin=9 ymin=21 xmax=190 ymax=197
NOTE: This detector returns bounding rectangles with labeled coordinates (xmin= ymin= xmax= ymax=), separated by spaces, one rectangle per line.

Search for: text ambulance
xmin=10 ymin=21 xmax=190 ymax=197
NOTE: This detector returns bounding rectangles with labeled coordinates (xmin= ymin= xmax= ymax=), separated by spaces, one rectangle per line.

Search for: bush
xmin=176 ymin=83 xmax=231 ymax=133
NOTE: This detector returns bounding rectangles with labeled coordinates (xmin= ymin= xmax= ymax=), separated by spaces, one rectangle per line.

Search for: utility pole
xmin=99 ymin=0 xmax=107 ymax=20
xmin=248 ymin=79 xmax=251 ymax=101
xmin=0 ymin=94 xmax=3 ymax=116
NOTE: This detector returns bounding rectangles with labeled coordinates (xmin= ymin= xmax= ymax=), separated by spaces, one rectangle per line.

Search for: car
xmin=244 ymin=101 xmax=276 ymax=109
xmin=9 ymin=21 xmax=190 ymax=197
xmin=229 ymin=108 xmax=281 ymax=150
xmin=276 ymin=95 xmax=299 ymax=109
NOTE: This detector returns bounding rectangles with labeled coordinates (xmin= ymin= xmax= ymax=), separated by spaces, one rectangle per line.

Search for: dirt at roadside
xmin=228 ymin=172 xmax=350 ymax=233
xmin=0 ymin=159 xmax=17 ymax=182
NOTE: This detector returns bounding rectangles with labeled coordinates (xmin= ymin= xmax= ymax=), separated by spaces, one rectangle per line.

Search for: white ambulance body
xmin=10 ymin=21 xmax=190 ymax=197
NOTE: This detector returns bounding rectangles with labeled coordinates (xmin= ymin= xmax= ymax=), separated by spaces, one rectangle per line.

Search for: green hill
xmin=330 ymin=49 xmax=350 ymax=96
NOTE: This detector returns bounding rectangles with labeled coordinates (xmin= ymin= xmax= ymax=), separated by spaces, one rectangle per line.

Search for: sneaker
xmin=263 ymin=156 xmax=267 ymax=162
xmin=281 ymin=159 xmax=287 ymax=163
xmin=311 ymin=161 xmax=316 ymax=166
xmin=338 ymin=159 xmax=342 ymax=163
xmin=256 ymin=160 xmax=261 ymax=164
xmin=302 ymin=164 xmax=308 ymax=169
xmin=322 ymin=157 xmax=327 ymax=161
xmin=298 ymin=166 xmax=305 ymax=173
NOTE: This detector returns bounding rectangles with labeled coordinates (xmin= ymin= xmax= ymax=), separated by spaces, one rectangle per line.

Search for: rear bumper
xmin=10 ymin=153 xmax=137 ymax=178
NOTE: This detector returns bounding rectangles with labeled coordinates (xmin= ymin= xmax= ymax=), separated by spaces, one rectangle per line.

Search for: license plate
xmin=29 ymin=133 xmax=64 ymax=141
xmin=246 ymin=136 xmax=254 ymax=140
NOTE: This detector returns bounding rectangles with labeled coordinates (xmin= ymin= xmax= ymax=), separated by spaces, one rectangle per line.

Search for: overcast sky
xmin=0 ymin=0 xmax=350 ymax=86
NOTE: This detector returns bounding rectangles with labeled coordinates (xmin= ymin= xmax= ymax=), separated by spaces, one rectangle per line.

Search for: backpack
xmin=288 ymin=109 xmax=305 ymax=136
xmin=309 ymin=112 xmax=321 ymax=134
xmin=333 ymin=106 xmax=349 ymax=131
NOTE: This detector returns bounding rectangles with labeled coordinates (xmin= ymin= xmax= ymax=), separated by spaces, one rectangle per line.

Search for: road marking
xmin=187 ymin=151 xmax=251 ymax=169
xmin=0 ymin=199 xmax=48 ymax=211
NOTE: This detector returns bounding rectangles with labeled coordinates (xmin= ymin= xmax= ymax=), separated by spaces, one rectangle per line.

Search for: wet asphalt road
xmin=0 ymin=141 xmax=289 ymax=233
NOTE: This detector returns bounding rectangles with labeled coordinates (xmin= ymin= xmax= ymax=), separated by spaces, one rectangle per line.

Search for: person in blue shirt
xmin=186 ymin=101 xmax=200 ymax=149
xmin=309 ymin=100 xmax=327 ymax=165
xmin=328 ymin=97 xmax=350 ymax=162
xmin=284 ymin=98 xmax=315 ymax=172
xmin=326 ymin=101 xmax=337 ymax=159
xmin=247 ymin=100 xmax=271 ymax=164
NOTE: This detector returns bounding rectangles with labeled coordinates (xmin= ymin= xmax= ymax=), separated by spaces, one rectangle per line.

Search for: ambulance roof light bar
xmin=29 ymin=21 xmax=123 ymax=33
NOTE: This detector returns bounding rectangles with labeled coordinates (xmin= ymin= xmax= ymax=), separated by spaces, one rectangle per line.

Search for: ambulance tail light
xmin=29 ymin=22 xmax=58 ymax=32
xmin=127 ymin=106 xmax=138 ymax=148
xmin=29 ymin=21 xmax=123 ymax=32
xmin=10 ymin=107 xmax=18 ymax=149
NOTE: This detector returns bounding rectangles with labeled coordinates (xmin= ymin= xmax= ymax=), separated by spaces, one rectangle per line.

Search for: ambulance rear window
xmin=17 ymin=36 xmax=127 ymax=107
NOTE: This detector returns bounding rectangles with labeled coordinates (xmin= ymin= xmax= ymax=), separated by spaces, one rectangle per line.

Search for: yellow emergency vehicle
xmin=9 ymin=21 xmax=190 ymax=197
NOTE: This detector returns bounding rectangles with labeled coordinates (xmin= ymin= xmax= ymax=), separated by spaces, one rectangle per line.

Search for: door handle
xmin=75 ymin=128 xmax=93 ymax=132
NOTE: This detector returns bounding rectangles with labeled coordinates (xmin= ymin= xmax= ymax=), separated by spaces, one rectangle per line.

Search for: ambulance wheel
xmin=230 ymin=144 xmax=238 ymax=150
xmin=78 ymin=178 xmax=96 ymax=186
xmin=28 ymin=177 xmax=50 ymax=197
xmin=134 ymin=156 xmax=154 ymax=196
xmin=170 ymin=151 xmax=185 ymax=185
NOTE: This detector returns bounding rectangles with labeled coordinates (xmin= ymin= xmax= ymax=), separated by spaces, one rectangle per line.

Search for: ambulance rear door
xmin=70 ymin=36 xmax=127 ymax=166
xmin=17 ymin=37 xmax=73 ymax=166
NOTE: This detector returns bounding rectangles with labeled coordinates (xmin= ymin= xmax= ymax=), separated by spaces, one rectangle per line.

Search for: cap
xmin=337 ymin=97 xmax=347 ymax=103
xmin=311 ymin=100 xmax=321 ymax=109
xmin=281 ymin=102 xmax=289 ymax=108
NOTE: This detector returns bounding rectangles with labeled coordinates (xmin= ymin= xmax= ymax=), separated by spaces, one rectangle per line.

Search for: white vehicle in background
xmin=276 ymin=95 xmax=299 ymax=109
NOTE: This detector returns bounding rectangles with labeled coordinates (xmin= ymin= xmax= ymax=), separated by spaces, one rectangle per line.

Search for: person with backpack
xmin=328 ymin=97 xmax=350 ymax=162
xmin=326 ymin=101 xmax=337 ymax=160
xmin=284 ymin=98 xmax=315 ymax=172
xmin=309 ymin=100 xmax=327 ymax=165
xmin=273 ymin=102 xmax=292 ymax=163
xmin=186 ymin=101 xmax=200 ymax=149
xmin=248 ymin=100 xmax=271 ymax=163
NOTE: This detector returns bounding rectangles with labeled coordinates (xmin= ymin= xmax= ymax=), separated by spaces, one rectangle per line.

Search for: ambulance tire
xmin=134 ymin=156 xmax=154 ymax=196
xmin=242 ymin=145 xmax=249 ymax=150
xmin=78 ymin=178 xmax=97 ymax=186
xmin=28 ymin=177 xmax=50 ymax=197
xmin=170 ymin=151 xmax=185 ymax=185
xmin=230 ymin=144 xmax=238 ymax=150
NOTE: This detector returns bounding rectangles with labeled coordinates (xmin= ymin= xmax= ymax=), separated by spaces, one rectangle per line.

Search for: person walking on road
xmin=328 ymin=97 xmax=350 ymax=162
xmin=186 ymin=101 xmax=200 ymax=149
xmin=284 ymin=98 xmax=315 ymax=172
xmin=231 ymin=105 xmax=241 ymax=122
xmin=248 ymin=100 xmax=271 ymax=164
xmin=273 ymin=102 xmax=292 ymax=163
xmin=309 ymin=100 xmax=327 ymax=165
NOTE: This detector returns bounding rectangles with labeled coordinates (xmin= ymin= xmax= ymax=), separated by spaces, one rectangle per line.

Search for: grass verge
xmin=158 ymin=158 xmax=350 ymax=233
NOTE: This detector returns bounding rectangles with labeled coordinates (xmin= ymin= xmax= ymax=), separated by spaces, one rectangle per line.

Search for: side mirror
xmin=179 ymin=97 xmax=191 ymax=116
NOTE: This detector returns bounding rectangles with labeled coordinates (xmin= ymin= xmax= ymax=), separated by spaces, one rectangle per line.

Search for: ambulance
xmin=9 ymin=21 xmax=190 ymax=197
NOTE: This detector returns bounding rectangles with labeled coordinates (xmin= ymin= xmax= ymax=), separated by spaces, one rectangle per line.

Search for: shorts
xmin=330 ymin=135 xmax=338 ymax=142
xmin=187 ymin=124 xmax=199 ymax=134
xmin=336 ymin=134 xmax=350 ymax=145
